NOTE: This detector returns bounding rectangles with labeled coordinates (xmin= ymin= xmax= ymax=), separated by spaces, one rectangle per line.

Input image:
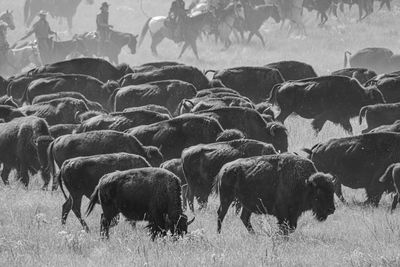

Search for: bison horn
xmin=187 ymin=217 xmax=195 ymax=225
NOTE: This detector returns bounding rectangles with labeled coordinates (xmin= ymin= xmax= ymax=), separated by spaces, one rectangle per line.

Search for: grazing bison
xmin=27 ymin=57 xmax=132 ymax=82
xmin=45 ymin=130 xmax=163 ymax=185
xmin=111 ymin=80 xmax=197 ymax=113
xmin=0 ymin=116 xmax=51 ymax=187
xmin=86 ymin=168 xmax=194 ymax=239
xmin=197 ymin=107 xmax=288 ymax=152
xmin=19 ymin=98 xmax=89 ymax=126
xmin=0 ymin=105 xmax=26 ymax=122
xmin=304 ymin=132 xmax=400 ymax=206
xmin=182 ymin=139 xmax=277 ymax=211
xmin=345 ymin=48 xmax=400 ymax=74
xmin=120 ymin=65 xmax=210 ymax=90
xmin=378 ymin=163 xmax=400 ymax=211
xmin=32 ymin=92 xmax=104 ymax=111
xmin=22 ymin=74 xmax=119 ymax=110
xmin=209 ymin=67 xmax=284 ymax=103
xmin=359 ymin=103 xmax=400 ymax=133
xmin=214 ymin=154 xmax=335 ymax=234
xmin=75 ymin=110 xmax=170 ymax=133
xmin=58 ymin=153 xmax=151 ymax=231
xmin=160 ymin=158 xmax=187 ymax=209
xmin=365 ymin=75 xmax=400 ymax=103
xmin=265 ymin=60 xmax=318 ymax=81
xmin=49 ymin=124 xmax=79 ymax=138
xmin=269 ymin=76 xmax=385 ymax=133
xmin=126 ymin=114 xmax=226 ymax=160
xmin=331 ymin=68 xmax=377 ymax=85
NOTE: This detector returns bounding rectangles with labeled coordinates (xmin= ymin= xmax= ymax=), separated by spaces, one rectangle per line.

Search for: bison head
xmin=266 ymin=122 xmax=288 ymax=152
xmin=306 ymin=172 xmax=335 ymax=222
xmin=365 ymin=87 xmax=386 ymax=105
xmin=144 ymin=146 xmax=164 ymax=167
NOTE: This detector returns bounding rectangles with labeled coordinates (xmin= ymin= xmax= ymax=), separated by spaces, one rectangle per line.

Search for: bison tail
xmin=358 ymin=106 xmax=368 ymax=125
xmin=86 ymin=185 xmax=99 ymax=217
xmin=267 ymin=83 xmax=281 ymax=106
xmin=138 ymin=18 xmax=151 ymax=47
xmin=24 ymin=0 xmax=30 ymax=25
xmin=46 ymin=140 xmax=56 ymax=180
xmin=58 ymin=170 xmax=68 ymax=200
xmin=379 ymin=163 xmax=395 ymax=183
xmin=344 ymin=51 xmax=352 ymax=68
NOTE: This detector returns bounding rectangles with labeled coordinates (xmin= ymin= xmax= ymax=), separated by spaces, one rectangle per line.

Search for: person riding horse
xmin=96 ymin=2 xmax=113 ymax=54
xmin=20 ymin=10 xmax=56 ymax=65
xmin=168 ymin=0 xmax=187 ymax=42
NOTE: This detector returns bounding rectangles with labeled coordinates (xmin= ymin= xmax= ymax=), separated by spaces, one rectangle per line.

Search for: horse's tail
xmin=139 ymin=18 xmax=151 ymax=47
xmin=24 ymin=0 xmax=30 ymax=26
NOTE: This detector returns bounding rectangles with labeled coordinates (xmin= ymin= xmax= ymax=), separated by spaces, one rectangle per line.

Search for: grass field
xmin=1 ymin=0 xmax=400 ymax=266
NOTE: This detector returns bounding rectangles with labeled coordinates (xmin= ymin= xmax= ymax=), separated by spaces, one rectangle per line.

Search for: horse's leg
xmin=247 ymin=32 xmax=255 ymax=44
xmin=67 ymin=16 xmax=73 ymax=33
xmin=151 ymin=33 xmax=164 ymax=57
xmin=178 ymin=42 xmax=189 ymax=59
xmin=255 ymin=31 xmax=265 ymax=47
xmin=191 ymin=41 xmax=200 ymax=60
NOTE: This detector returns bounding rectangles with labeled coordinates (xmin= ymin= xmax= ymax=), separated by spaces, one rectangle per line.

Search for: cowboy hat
xmin=100 ymin=2 xmax=110 ymax=9
xmin=38 ymin=10 xmax=48 ymax=16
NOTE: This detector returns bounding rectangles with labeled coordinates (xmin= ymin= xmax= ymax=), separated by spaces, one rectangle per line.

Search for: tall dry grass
xmin=1 ymin=0 xmax=400 ymax=266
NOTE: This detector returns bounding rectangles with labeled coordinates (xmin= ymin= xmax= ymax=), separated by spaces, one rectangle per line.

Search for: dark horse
xmin=24 ymin=0 xmax=94 ymax=30
xmin=139 ymin=11 xmax=214 ymax=60
xmin=76 ymin=30 xmax=138 ymax=64
xmin=241 ymin=1 xmax=281 ymax=46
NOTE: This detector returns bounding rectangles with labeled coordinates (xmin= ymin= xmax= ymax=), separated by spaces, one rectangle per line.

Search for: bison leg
xmin=391 ymin=193 xmax=399 ymax=212
xmin=240 ymin=208 xmax=254 ymax=234
xmin=334 ymin=181 xmax=346 ymax=203
xmin=0 ymin=165 xmax=11 ymax=185
xmin=181 ymin=184 xmax=188 ymax=210
xmin=187 ymin=187 xmax=195 ymax=212
xmin=41 ymin=168 xmax=52 ymax=190
xmin=18 ymin=165 xmax=29 ymax=188
xmin=70 ymin=195 xmax=90 ymax=232
xmin=311 ymin=115 xmax=327 ymax=134
xmin=340 ymin=119 xmax=353 ymax=135
xmin=61 ymin=196 xmax=73 ymax=225
xmin=217 ymin=195 xmax=234 ymax=233
xmin=100 ymin=206 xmax=118 ymax=239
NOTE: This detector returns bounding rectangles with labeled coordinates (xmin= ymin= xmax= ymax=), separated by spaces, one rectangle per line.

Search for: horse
xmin=76 ymin=30 xmax=138 ymax=64
xmin=139 ymin=11 xmax=214 ymax=59
xmin=271 ymin=0 xmax=306 ymax=37
xmin=24 ymin=0 xmax=94 ymax=30
xmin=241 ymin=1 xmax=280 ymax=46
xmin=0 ymin=10 xmax=15 ymax=30
xmin=214 ymin=2 xmax=245 ymax=49
xmin=0 ymin=45 xmax=41 ymax=77
xmin=47 ymin=37 xmax=89 ymax=64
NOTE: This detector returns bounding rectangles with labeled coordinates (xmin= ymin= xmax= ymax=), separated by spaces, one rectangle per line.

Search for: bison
xmin=359 ymin=103 xmax=400 ymax=133
xmin=58 ymin=153 xmax=151 ymax=231
xmin=304 ymin=132 xmax=400 ymax=206
xmin=214 ymin=154 xmax=335 ymax=234
xmin=86 ymin=167 xmax=194 ymax=239
xmin=269 ymin=75 xmax=385 ymax=133
xmin=182 ymin=139 xmax=277 ymax=211
xmin=265 ymin=60 xmax=318 ymax=81
xmin=32 ymin=92 xmax=104 ymax=111
xmin=331 ymin=68 xmax=377 ymax=85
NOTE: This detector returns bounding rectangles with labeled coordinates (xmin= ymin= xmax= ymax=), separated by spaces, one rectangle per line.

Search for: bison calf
xmin=86 ymin=168 xmax=194 ymax=239
xmin=214 ymin=154 xmax=335 ymax=234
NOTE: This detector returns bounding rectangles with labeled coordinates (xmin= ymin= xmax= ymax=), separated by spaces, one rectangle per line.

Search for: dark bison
xmin=378 ymin=163 xmax=400 ymax=211
xmin=209 ymin=67 xmax=284 ymax=103
xmin=45 ymin=130 xmax=163 ymax=185
xmin=86 ymin=167 xmax=194 ymax=239
xmin=32 ymin=92 xmax=104 ymax=111
xmin=344 ymin=48 xmax=400 ymax=74
xmin=197 ymin=107 xmax=288 ymax=152
xmin=214 ymin=154 xmax=335 ymax=234
xmin=331 ymin=68 xmax=377 ymax=85
xmin=359 ymin=103 xmax=400 ymax=133
xmin=58 ymin=152 xmax=151 ymax=232
xmin=0 ymin=116 xmax=51 ymax=187
xmin=75 ymin=110 xmax=170 ymax=133
xmin=120 ymin=65 xmax=210 ymax=90
xmin=27 ymin=57 xmax=132 ymax=82
xmin=22 ymin=74 xmax=119 ymax=110
xmin=49 ymin=124 xmax=79 ymax=138
xmin=304 ymin=132 xmax=400 ymax=206
xmin=269 ymin=76 xmax=385 ymax=133
xmin=160 ymin=158 xmax=187 ymax=209
xmin=126 ymin=114 xmax=227 ymax=160
xmin=365 ymin=75 xmax=400 ymax=103
xmin=182 ymin=139 xmax=277 ymax=211
xmin=0 ymin=105 xmax=26 ymax=122
xmin=265 ymin=60 xmax=318 ymax=81
xmin=19 ymin=98 xmax=89 ymax=126
xmin=111 ymin=80 xmax=197 ymax=113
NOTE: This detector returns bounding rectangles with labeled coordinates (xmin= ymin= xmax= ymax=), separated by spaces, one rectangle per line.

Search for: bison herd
xmin=1 ymin=52 xmax=400 ymax=240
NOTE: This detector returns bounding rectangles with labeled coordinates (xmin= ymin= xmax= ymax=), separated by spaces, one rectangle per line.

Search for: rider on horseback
xmin=20 ymin=10 xmax=56 ymax=65
xmin=168 ymin=0 xmax=187 ymax=42
xmin=96 ymin=2 xmax=113 ymax=54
